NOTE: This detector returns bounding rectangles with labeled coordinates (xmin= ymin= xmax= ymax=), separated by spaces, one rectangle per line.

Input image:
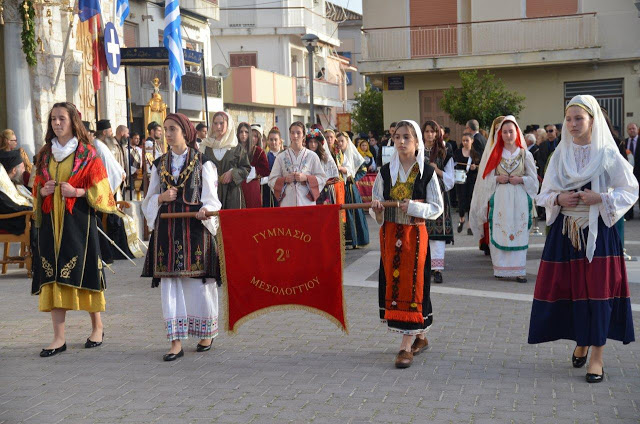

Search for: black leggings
xmin=455 ymin=179 xmax=475 ymax=218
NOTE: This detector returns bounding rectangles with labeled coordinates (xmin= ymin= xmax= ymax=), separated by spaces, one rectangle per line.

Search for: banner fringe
xmin=229 ymin=304 xmax=348 ymax=335
xmin=339 ymin=207 xmax=349 ymax=334
xmin=215 ymin=226 xmax=232 ymax=333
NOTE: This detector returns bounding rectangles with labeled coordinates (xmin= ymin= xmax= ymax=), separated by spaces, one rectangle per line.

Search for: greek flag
xmin=163 ymin=0 xmax=185 ymax=91
xmin=115 ymin=0 xmax=129 ymax=26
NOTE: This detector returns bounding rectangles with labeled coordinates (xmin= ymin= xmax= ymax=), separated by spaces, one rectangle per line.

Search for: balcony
xmin=181 ymin=0 xmax=219 ymax=21
xmin=210 ymin=7 xmax=339 ymax=46
xmin=359 ymin=13 xmax=600 ymax=74
xmin=296 ymin=77 xmax=342 ymax=108
xmin=224 ymin=67 xmax=296 ymax=108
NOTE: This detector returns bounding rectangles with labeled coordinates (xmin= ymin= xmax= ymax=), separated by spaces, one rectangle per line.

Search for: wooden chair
xmin=0 ymin=211 xmax=33 ymax=277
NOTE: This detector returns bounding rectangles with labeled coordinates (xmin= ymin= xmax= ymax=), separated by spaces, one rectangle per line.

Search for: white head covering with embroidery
xmin=339 ymin=132 xmax=365 ymax=178
xmin=388 ymin=120 xmax=424 ymax=186
xmin=199 ymin=111 xmax=237 ymax=152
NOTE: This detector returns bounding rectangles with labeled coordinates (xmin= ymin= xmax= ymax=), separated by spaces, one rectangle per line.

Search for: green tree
xmin=440 ymin=70 xmax=525 ymax=129
xmin=351 ymin=83 xmax=383 ymax=135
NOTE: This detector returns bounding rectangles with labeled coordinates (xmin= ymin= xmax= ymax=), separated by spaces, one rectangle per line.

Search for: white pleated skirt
xmin=161 ymin=278 xmax=219 ymax=341
xmin=489 ymin=246 xmax=527 ymax=277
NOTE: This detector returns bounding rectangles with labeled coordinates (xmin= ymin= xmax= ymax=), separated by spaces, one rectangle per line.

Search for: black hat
xmin=82 ymin=121 xmax=91 ymax=131
xmin=147 ymin=121 xmax=161 ymax=132
xmin=0 ymin=150 xmax=22 ymax=171
xmin=195 ymin=123 xmax=207 ymax=131
xmin=96 ymin=119 xmax=111 ymax=131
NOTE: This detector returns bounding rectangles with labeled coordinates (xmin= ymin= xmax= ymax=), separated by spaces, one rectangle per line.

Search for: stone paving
xmin=1 ymin=216 xmax=639 ymax=423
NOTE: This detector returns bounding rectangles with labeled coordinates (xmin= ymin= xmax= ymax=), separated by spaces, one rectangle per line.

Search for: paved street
xmin=1 ymin=214 xmax=640 ymax=424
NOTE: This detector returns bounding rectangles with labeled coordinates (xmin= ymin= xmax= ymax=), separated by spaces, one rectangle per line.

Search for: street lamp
xmin=302 ymin=33 xmax=319 ymax=126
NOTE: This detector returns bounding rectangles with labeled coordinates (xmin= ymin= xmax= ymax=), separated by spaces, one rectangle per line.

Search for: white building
xmin=209 ymin=0 xmax=346 ymax=132
xmin=123 ymin=0 xmax=223 ymax=136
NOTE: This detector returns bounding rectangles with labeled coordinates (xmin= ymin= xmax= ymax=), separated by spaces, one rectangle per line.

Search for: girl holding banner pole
xmin=370 ymin=120 xmax=444 ymax=369
xmin=142 ymin=113 xmax=222 ymax=361
xmin=268 ymin=121 xmax=326 ymax=207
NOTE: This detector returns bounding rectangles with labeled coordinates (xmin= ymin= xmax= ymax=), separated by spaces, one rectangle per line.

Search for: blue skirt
xmin=344 ymin=180 xmax=369 ymax=248
xmin=528 ymin=214 xmax=634 ymax=346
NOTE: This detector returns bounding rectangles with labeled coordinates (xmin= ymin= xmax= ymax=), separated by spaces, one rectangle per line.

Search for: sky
xmin=329 ymin=0 xmax=362 ymax=14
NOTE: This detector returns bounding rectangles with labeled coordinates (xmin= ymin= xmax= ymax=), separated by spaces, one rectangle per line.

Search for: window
xmin=123 ymin=22 xmax=138 ymax=48
xmin=526 ymin=0 xmax=577 ymax=18
xmin=230 ymin=53 xmax=257 ymax=67
xmin=338 ymin=51 xmax=352 ymax=65
xmin=345 ymin=72 xmax=352 ymax=86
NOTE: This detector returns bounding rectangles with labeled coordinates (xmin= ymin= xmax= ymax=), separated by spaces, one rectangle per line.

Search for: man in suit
xmin=465 ymin=119 xmax=486 ymax=156
xmin=625 ymin=123 xmax=639 ymax=218
xmin=444 ymin=127 xmax=457 ymax=155
xmin=535 ymin=124 xmax=559 ymax=178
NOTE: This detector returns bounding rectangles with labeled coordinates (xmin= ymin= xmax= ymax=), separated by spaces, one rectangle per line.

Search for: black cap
xmin=147 ymin=121 xmax=161 ymax=132
xmin=195 ymin=123 xmax=207 ymax=131
xmin=82 ymin=121 xmax=91 ymax=131
xmin=0 ymin=150 xmax=22 ymax=171
xmin=96 ymin=119 xmax=111 ymax=131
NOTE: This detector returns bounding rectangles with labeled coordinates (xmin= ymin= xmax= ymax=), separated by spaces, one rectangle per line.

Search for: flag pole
xmin=52 ymin=0 xmax=78 ymax=92
xmin=160 ymin=201 xmax=402 ymax=219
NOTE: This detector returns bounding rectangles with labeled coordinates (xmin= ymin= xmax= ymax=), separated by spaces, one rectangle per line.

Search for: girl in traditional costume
xmin=239 ymin=124 xmax=269 ymax=208
xmin=453 ymin=133 xmax=480 ymax=234
xmin=268 ymin=122 xmax=326 ymax=207
xmin=33 ymin=102 xmax=117 ymax=357
xmin=357 ymin=139 xmax=377 ymax=172
xmin=528 ymin=95 xmax=637 ymax=383
xmin=337 ymin=131 xmax=370 ymax=248
xmin=306 ymin=128 xmax=339 ymax=204
xmin=142 ymin=113 xmax=222 ymax=361
xmin=470 ymin=116 xmax=538 ymax=282
xmin=199 ymin=112 xmax=250 ymax=209
xmin=370 ymin=120 xmax=444 ymax=369
xmin=263 ymin=127 xmax=282 ymax=207
xmin=422 ymin=120 xmax=454 ymax=284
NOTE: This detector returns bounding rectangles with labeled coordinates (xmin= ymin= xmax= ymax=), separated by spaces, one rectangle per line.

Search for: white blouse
xmin=369 ymin=162 xmax=444 ymax=225
xmin=536 ymin=143 xmax=637 ymax=227
xmin=142 ymin=150 xmax=222 ymax=236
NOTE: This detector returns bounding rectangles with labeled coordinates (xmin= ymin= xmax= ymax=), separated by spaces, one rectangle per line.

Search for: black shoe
xmin=516 ymin=277 xmax=527 ymax=283
xmin=572 ymin=346 xmax=589 ymax=368
xmin=433 ymin=271 xmax=443 ymax=284
xmin=586 ymin=368 xmax=604 ymax=383
xmin=40 ymin=343 xmax=66 ymax=357
xmin=84 ymin=332 xmax=104 ymax=349
xmin=457 ymin=221 xmax=464 ymax=233
xmin=467 ymin=228 xmax=473 ymax=236
xmin=495 ymin=276 xmax=504 ymax=279
xmin=163 ymin=349 xmax=184 ymax=362
xmin=196 ymin=342 xmax=212 ymax=352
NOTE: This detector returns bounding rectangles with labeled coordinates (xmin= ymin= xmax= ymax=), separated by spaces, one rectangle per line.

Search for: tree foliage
xmin=440 ymin=70 xmax=525 ymax=129
xmin=351 ymin=83 xmax=383 ymax=135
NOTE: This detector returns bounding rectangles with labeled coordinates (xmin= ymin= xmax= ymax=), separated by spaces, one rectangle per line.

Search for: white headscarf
xmin=339 ymin=132 xmax=366 ymax=178
xmin=541 ymin=94 xmax=624 ymax=261
xmin=199 ymin=111 xmax=238 ymax=152
xmin=388 ymin=120 xmax=425 ymax=186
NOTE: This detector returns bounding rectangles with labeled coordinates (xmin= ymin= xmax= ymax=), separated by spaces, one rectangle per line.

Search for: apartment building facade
xmin=359 ymin=0 xmax=640 ymax=142
xmin=210 ymin=0 xmax=350 ymax=133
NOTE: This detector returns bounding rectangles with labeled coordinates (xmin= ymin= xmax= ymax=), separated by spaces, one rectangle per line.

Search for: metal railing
xmin=296 ymin=77 xmax=341 ymax=103
xmin=212 ymin=7 xmax=337 ymax=40
xmin=362 ymin=13 xmax=598 ymax=61
xmin=182 ymin=73 xmax=222 ymax=98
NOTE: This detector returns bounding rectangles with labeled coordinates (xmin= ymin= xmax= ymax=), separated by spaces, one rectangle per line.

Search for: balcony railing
xmin=182 ymin=73 xmax=222 ymax=98
xmin=212 ymin=7 xmax=337 ymax=41
xmin=296 ymin=77 xmax=341 ymax=106
xmin=361 ymin=13 xmax=598 ymax=61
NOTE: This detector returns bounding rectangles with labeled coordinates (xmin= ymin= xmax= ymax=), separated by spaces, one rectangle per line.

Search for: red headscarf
xmin=482 ymin=117 xmax=524 ymax=179
xmin=165 ymin=113 xmax=197 ymax=146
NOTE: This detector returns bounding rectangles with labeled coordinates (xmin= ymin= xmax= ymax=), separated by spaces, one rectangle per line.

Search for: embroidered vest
xmin=380 ymin=161 xmax=435 ymax=225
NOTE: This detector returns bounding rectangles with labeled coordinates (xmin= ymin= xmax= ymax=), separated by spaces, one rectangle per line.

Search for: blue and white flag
xmin=163 ymin=0 xmax=185 ymax=91
xmin=115 ymin=0 xmax=129 ymax=26
xmin=78 ymin=0 xmax=101 ymax=22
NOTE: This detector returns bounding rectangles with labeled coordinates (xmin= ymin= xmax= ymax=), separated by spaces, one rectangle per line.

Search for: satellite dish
xmin=213 ymin=64 xmax=229 ymax=79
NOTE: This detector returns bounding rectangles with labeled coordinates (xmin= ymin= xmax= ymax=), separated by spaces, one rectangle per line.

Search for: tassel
xmin=562 ymin=215 xmax=586 ymax=252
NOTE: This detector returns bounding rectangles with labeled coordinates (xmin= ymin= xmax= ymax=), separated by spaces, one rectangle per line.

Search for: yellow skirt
xmin=39 ymin=282 xmax=106 ymax=313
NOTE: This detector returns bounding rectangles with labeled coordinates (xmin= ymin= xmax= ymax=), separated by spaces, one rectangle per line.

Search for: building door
xmin=564 ymin=79 xmax=624 ymax=134
xmin=419 ymin=89 xmax=465 ymax=146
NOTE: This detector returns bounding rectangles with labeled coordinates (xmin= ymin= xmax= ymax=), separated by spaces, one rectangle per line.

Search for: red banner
xmin=217 ymin=204 xmax=347 ymax=333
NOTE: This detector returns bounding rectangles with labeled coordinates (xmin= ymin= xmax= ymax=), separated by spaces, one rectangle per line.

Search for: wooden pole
xmin=159 ymin=201 xmax=401 ymax=219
